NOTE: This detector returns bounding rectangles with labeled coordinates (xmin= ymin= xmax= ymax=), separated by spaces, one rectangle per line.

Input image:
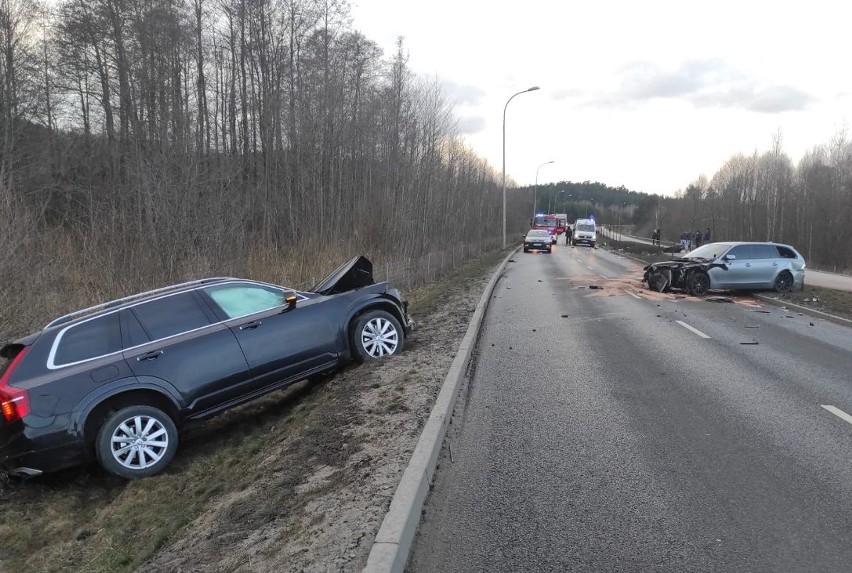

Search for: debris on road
xmin=740 ymin=340 xmax=760 ymax=345
xmin=706 ymin=296 xmax=734 ymax=303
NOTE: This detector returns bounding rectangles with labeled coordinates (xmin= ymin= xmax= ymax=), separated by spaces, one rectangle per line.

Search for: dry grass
xmin=0 ymin=248 xmax=509 ymax=573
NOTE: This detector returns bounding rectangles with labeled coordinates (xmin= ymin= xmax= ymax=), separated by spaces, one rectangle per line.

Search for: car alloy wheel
xmin=688 ymin=270 xmax=710 ymax=297
xmin=353 ymin=310 xmax=403 ymax=361
xmin=774 ymin=271 xmax=794 ymax=293
xmin=96 ymin=405 xmax=178 ymax=479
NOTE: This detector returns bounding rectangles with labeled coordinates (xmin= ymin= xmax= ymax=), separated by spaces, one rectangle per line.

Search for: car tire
xmin=351 ymin=310 xmax=404 ymax=362
xmin=687 ymin=270 xmax=710 ymax=297
xmin=95 ymin=405 xmax=178 ymax=479
xmin=774 ymin=271 xmax=794 ymax=293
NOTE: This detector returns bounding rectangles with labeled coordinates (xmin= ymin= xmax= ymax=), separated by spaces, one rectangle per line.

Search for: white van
xmin=572 ymin=218 xmax=596 ymax=247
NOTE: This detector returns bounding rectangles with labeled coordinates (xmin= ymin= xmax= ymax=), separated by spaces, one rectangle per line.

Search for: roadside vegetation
xmin=0 ymin=249 xmax=506 ymax=573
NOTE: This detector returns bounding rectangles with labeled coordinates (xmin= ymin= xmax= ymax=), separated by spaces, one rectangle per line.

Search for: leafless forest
xmin=0 ymin=0 xmax=523 ymax=339
xmin=532 ymin=130 xmax=852 ymax=274
xmin=649 ymin=132 xmax=852 ymax=271
xmin=2 ymin=0 xmax=851 ymax=340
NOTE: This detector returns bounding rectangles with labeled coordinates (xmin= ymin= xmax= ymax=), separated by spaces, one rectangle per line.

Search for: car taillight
xmin=0 ymin=346 xmax=31 ymax=423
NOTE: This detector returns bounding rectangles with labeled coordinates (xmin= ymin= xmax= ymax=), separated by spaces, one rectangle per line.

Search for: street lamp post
xmin=502 ymin=86 xmax=540 ymax=249
xmin=532 ymin=160 xmax=555 ymax=218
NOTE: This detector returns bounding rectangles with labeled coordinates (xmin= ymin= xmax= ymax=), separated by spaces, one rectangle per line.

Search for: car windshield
xmin=576 ymin=224 xmax=594 ymax=232
xmin=528 ymin=230 xmax=549 ymax=238
xmin=533 ymin=217 xmax=555 ymax=227
xmin=684 ymin=242 xmax=732 ymax=261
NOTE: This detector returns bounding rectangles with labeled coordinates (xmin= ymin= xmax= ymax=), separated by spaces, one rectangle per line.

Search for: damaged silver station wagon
xmin=643 ymin=241 xmax=806 ymax=296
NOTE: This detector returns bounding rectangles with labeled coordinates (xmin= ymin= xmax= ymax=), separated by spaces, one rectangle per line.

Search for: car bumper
xmin=1 ymin=416 xmax=86 ymax=475
xmin=524 ymin=242 xmax=551 ymax=250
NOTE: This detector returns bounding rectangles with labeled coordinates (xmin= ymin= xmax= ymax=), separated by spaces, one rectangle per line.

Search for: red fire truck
xmin=531 ymin=214 xmax=559 ymax=244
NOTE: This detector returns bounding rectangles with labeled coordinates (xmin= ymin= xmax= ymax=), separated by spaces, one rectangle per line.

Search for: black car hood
xmin=312 ymin=256 xmax=375 ymax=295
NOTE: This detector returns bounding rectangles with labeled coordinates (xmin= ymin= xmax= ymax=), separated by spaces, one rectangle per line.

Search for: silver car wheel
xmin=361 ymin=317 xmax=399 ymax=357
xmin=110 ymin=414 xmax=170 ymax=470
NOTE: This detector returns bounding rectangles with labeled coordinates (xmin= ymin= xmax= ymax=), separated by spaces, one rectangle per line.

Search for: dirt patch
xmin=0 ymin=251 xmax=505 ymax=573
xmin=136 ymin=256 xmax=503 ymax=572
xmin=560 ymin=271 xmax=764 ymax=308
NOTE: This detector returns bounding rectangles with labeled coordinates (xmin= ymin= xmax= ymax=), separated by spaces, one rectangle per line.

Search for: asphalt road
xmin=407 ymin=243 xmax=852 ymax=573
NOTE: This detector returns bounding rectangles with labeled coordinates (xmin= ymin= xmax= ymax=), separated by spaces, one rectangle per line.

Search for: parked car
xmin=643 ymin=241 xmax=806 ymax=296
xmin=524 ymin=229 xmax=553 ymax=253
xmin=0 ymin=256 xmax=412 ymax=479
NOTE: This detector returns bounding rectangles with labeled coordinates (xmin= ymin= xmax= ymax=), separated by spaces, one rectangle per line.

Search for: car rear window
xmin=53 ymin=313 xmax=122 ymax=366
xmin=775 ymin=246 xmax=798 ymax=259
xmin=752 ymin=245 xmax=778 ymax=259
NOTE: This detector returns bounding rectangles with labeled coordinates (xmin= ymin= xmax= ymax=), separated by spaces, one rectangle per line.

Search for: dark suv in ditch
xmin=0 ymin=256 xmax=412 ymax=479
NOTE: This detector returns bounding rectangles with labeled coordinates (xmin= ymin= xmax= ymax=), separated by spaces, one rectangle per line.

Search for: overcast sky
xmin=350 ymin=0 xmax=851 ymax=196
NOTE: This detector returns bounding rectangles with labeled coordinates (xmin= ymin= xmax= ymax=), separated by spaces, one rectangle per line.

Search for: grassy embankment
xmin=0 ymin=248 xmax=507 ymax=573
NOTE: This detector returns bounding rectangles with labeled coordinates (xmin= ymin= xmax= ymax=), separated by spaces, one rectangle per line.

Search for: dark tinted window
xmin=122 ymin=310 xmax=151 ymax=348
xmin=54 ymin=313 xmax=121 ymax=365
xmin=775 ymin=246 xmax=798 ymax=259
xmin=752 ymin=244 xmax=778 ymax=259
xmin=133 ymin=292 xmax=212 ymax=341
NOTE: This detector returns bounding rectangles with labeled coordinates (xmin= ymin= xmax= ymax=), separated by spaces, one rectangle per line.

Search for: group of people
xmin=679 ymin=228 xmax=712 ymax=251
xmin=651 ymin=228 xmax=662 ymax=246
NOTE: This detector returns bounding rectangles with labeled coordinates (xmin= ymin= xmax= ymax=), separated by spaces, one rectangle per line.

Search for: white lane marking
xmin=586 ymin=265 xmax=594 ymax=270
xmin=821 ymin=405 xmax=852 ymax=426
xmin=598 ymin=274 xmax=610 ymax=280
xmin=675 ymin=320 xmax=711 ymax=339
xmin=629 ymin=292 xmax=642 ymax=300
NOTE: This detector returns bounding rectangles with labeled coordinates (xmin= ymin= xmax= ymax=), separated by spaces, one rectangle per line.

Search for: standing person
xmin=694 ymin=229 xmax=702 ymax=248
xmin=565 ymin=225 xmax=573 ymax=245
xmin=655 ymin=228 xmax=661 ymax=246
xmin=703 ymin=227 xmax=712 ymax=244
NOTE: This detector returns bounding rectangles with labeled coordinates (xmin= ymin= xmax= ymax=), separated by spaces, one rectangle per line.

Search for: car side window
xmin=775 ymin=246 xmax=797 ymax=259
xmin=132 ymin=292 xmax=213 ymax=341
xmin=203 ymin=283 xmax=290 ymax=319
xmin=752 ymin=245 xmax=777 ymax=259
xmin=726 ymin=245 xmax=751 ymax=259
xmin=121 ymin=310 xmax=151 ymax=348
xmin=53 ymin=313 xmax=121 ymax=366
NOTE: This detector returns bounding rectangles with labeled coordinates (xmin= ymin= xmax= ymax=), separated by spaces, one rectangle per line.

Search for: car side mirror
xmin=723 ymin=254 xmax=736 ymax=261
xmin=285 ymin=295 xmax=298 ymax=310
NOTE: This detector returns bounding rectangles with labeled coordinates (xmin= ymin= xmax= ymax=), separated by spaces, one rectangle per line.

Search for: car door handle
xmin=136 ymin=350 xmax=163 ymax=361
xmin=239 ymin=320 xmax=262 ymax=330
xmin=745 ymin=263 xmax=751 ymax=267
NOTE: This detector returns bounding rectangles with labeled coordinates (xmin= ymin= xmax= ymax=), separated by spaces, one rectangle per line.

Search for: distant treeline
xmin=527 ymin=133 xmax=852 ymax=272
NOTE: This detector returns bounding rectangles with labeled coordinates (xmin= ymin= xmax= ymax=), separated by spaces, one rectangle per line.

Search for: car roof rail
xmin=44 ymin=277 xmax=235 ymax=329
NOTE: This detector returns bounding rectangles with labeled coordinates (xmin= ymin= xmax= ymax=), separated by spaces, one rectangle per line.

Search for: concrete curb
xmin=362 ymin=249 xmax=518 ymax=573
